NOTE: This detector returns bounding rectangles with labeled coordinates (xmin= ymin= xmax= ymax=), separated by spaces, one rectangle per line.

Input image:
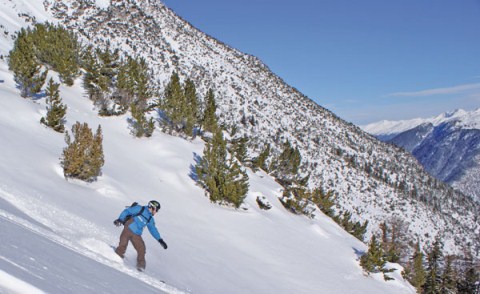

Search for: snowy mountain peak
xmin=443 ymin=108 xmax=465 ymax=118
xmin=363 ymin=108 xmax=480 ymax=202
xmin=362 ymin=108 xmax=480 ymax=136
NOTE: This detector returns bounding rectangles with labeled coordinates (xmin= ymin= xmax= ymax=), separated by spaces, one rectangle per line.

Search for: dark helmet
xmin=148 ymin=200 xmax=161 ymax=212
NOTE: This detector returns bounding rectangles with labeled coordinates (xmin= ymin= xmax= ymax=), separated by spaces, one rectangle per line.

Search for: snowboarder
xmin=113 ymin=200 xmax=168 ymax=271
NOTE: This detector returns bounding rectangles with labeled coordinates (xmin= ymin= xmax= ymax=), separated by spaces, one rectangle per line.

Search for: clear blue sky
xmin=162 ymin=0 xmax=480 ymax=125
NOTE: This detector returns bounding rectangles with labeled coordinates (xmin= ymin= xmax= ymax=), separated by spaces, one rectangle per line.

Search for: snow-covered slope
xmin=0 ymin=1 xmax=479 ymax=291
xmin=0 ymin=61 xmax=416 ymax=292
xmin=362 ymin=109 xmax=480 ymax=202
xmin=37 ymin=0 xmax=480 ymax=258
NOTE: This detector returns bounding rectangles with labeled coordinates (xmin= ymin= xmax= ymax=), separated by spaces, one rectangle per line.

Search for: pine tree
xmin=119 ymin=57 xmax=154 ymax=137
xmin=32 ymin=23 xmax=80 ymax=86
xmin=423 ymin=238 xmax=443 ymax=294
xmin=310 ymin=188 xmax=336 ymax=216
xmin=9 ymin=23 xmax=82 ymax=95
xmin=456 ymin=248 xmax=479 ymax=294
xmin=351 ymin=220 xmax=369 ymax=242
xmin=379 ymin=217 xmax=409 ymax=264
xmin=96 ymin=43 xmax=120 ymax=83
xmin=82 ymin=45 xmax=119 ymax=113
xmin=271 ymin=140 xmax=302 ymax=184
xmin=159 ymin=74 xmax=199 ymax=136
xmin=40 ymin=78 xmax=67 ymax=132
xmin=252 ymin=144 xmax=270 ymax=172
xmin=196 ymin=129 xmax=227 ymax=203
xmin=230 ymin=135 xmax=248 ymax=164
xmin=51 ymin=26 xmax=80 ymax=86
xmin=115 ymin=58 xmax=135 ymax=109
xmin=458 ymin=262 xmax=479 ymax=293
xmin=201 ymin=88 xmax=218 ymax=133
xmin=408 ymin=242 xmax=426 ymax=292
xmin=61 ymin=122 xmax=104 ymax=182
xmin=160 ymin=72 xmax=184 ymax=131
xmin=278 ymin=187 xmax=310 ymax=215
xmin=360 ymin=235 xmax=386 ymax=273
xmin=340 ymin=211 xmax=355 ymax=233
xmin=8 ymin=28 xmax=47 ymax=97
xmin=90 ymin=125 xmax=105 ymax=177
xmin=117 ymin=57 xmax=152 ymax=113
xmin=440 ymin=255 xmax=457 ymax=293
xmin=223 ymin=160 xmax=249 ymax=208
xmin=196 ymin=129 xmax=249 ymax=208
xmin=183 ymin=78 xmax=199 ymax=136
xmin=130 ymin=102 xmax=155 ymax=138
xmin=82 ymin=46 xmax=105 ymax=101
xmin=131 ymin=57 xmax=151 ymax=103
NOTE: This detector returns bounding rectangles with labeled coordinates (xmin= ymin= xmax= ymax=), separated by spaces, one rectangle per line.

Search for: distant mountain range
xmin=362 ymin=109 xmax=480 ymax=202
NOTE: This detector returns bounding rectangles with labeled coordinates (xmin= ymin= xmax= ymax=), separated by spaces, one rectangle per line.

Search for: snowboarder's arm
xmin=147 ymin=219 xmax=167 ymax=249
xmin=147 ymin=219 xmax=161 ymax=240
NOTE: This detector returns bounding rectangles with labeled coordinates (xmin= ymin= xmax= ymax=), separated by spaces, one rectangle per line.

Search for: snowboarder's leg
xmin=115 ymin=219 xmax=134 ymax=258
xmin=131 ymin=234 xmax=146 ymax=270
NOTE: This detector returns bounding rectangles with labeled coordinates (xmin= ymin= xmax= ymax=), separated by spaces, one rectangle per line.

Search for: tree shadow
xmin=189 ymin=152 xmax=202 ymax=181
xmin=13 ymin=82 xmax=46 ymax=101
xmin=353 ymin=247 xmax=365 ymax=259
xmin=156 ymin=108 xmax=170 ymax=126
xmin=126 ymin=117 xmax=135 ymax=131
xmin=31 ymin=91 xmax=46 ymax=101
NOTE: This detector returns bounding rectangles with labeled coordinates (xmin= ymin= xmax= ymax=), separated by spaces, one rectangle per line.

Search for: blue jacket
xmin=118 ymin=205 xmax=162 ymax=240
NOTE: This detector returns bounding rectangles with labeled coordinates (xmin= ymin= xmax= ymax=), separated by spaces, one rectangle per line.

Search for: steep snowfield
xmin=0 ymin=61 xmax=415 ymax=292
xmin=3 ymin=0 xmax=475 ymax=260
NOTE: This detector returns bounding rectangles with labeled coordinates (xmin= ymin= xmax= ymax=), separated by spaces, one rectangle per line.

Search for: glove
xmin=159 ymin=239 xmax=168 ymax=249
xmin=113 ymin=219 xmax=123 ymax=227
